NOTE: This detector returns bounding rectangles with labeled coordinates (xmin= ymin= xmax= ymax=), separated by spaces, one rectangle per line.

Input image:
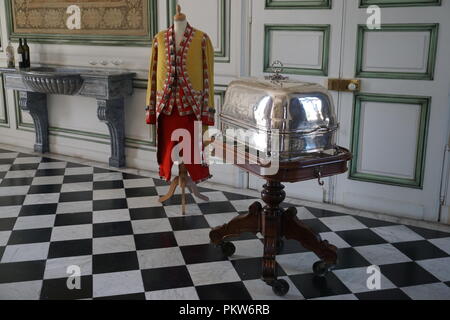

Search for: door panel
xmin=249 ymin=0 xmax=344 ymax=202
xmin=335 ymin=0 xmax=450 ymax=222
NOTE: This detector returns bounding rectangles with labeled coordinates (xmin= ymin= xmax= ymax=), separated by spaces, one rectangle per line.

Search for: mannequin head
xmin=174 ymin=4 xmax=186 ymax=22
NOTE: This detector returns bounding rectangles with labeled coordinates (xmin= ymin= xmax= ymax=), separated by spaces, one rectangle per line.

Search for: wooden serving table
xmin=209 ymin=142 xmax=352 ymax=296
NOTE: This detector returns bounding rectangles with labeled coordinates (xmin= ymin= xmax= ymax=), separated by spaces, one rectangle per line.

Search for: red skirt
xmin=157 ymin=106 xmax=211 ymax=183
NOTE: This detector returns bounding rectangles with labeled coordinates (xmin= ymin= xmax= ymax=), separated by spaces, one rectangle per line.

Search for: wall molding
xmin=264 ymin=24 xmax=330 ymax=76
xmin=350 ymin=93 xmax=431 ymax=189
xmin=359 ymin=0 xmax=441 ymax=7
xmin=5 ymin=0 xmax=158 ymax=47
xmin=265 ymin=0 xmax=332 ymax=9
xmin=167 ymin=0 xmax=231 ymax=63
xmin=355 ymin=24 xmax=439 ymax=80
xmin=0 ymin=74 xmax=9 ymax=128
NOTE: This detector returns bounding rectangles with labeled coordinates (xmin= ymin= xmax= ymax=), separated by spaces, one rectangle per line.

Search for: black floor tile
xmin=63 ymin=174 xmax=93 ymax=184
xmin=41 ymin=276 xmax=92 ymax=300
xmin=0 ymin=260 xmax=46 ymax=284
xmin=1 ymin=177 xmax=33 ymax=187
xmin=7 ymin=228 xmax=52 ymax=245
xmin=223 ymin=192 xmax=257 ymax=201
xmin=354 ymin=216 xmax=397 ymax=228
xmin=0 ymin=195 xmax=26 ymax=207
xmin=10 ymin=163 xmax=39 ymax=171
xmin=334 ymin=247 xmax=372 ymax=270
xmin=0 ymin=217 xmax=16 ymax=231
xmin=355 ymin=288 xmax=411 ymax=300
xmin=306 ymin=207 xmax=346 ymax=218
xmin=161 ymin=194 xmax=196 ymax=206
xmin=153 ymin=179 xmax=169 ymax=186
xmin=93 ymin=251 xmax=139 ymax=274
xmin=40 ymin=158 xmax=63 ymax=163
xmin=392 ymin=240 xmax=449 ymax=261
xmin=199 ymin=201 xmax=237 ymax=214
xmin=380 ymin=262 xmax=440 ymax=287
xmin=227 ymin=232 xmax=259 ymax=242
xmin=129 ymin=207 xmax=167 ymax=220
xmin=0 ymin=172 xmax=5 ymax=179
xmin=28 ymin=184 xmax=62 ymax=194
xmin=16 ymin=153 xmax=34 ymax=158
xmin=66 ymin=162 xmax=89 ymax=168
xmin=54 ymin=212 xmax=93 ymax=227
xmin=93 ymin=199 xmax=128 ymax=211
xmin=93 ymin=180 xmax=124 ymax=190
xmin=196 ymin=282 xmax=252 ymax=300
xmin=180 ymin=244 xmax=228 ymax=265
xmin=94 ymin=167 xmax=116 ymax=174
xmin=302 ymin=219 xmax=331 ymax=234
xmin=336 ymin=229 xmax=388 ymax=247
xmin=59 ymin=191 xmax=93 ymax=203
xmin=122 ymin=173 xmax=145 ymax=180
xmin=35 ymin=169 xmax=65 ymax=177
xmin=406 ymin=226 xmax=450 ymax=239
xmin=141 ymin=266 xmax=193 ymax=292
xmin=93 ymin=221 xmax=133 ymax=238
xmin=125 ymin=187 xmax=158 ymax=198
xmin=0 ymin=158 xmax=15 ymax=165
xmin=290 ymin=273 xmax=351 ymax=299
xmin=48 ymin=239 xmax=92 ymax=259
xmin=19 ymin=203 xmax=58 ymax=216
xmin=134 ymin=232 xmax=178 ymax=251
xmin=276 ymin=239 xmax=309 ymax=255
xmin=231 ymin=258 xmax=286 ymax=281
xmin=169 ymin=215 xmax=210 ymax=231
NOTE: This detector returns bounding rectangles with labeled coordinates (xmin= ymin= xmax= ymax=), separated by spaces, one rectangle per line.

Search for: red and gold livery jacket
xmin=146 ymin=24 xmax=215 ymax=126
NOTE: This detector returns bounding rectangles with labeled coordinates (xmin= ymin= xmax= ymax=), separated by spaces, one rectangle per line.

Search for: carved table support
xmin=209 ymin=180 xmax=339 ymax=296
xmin=97 ymin=98 xmax=126 ymax=168
xmin=261 ymin=181 xmax=285 ymax=283
xmin=19 ymin=91 xmax=49 ymax=153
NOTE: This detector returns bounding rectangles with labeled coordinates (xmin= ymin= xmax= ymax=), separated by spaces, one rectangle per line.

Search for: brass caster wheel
xmin=219 ymin=242 xmax=236 ymax=257
xmin=270 ymin=279 xmax=289 ymax=297
xmin=312 ymin=260 xmax=336 ymax=277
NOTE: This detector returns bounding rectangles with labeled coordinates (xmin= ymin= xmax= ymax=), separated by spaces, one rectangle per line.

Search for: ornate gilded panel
xmin=6 ymin=0 xmax=157 ymax=46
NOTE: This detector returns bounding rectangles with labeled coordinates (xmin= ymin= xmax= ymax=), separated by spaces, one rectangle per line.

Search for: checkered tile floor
xmin=0 ymin=147 xmax=449 ymax=300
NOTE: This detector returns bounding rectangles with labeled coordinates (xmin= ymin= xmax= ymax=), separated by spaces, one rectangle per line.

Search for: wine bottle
xmin=6 ymin=41 xmax=15 ymax=68
xmin=17 ymin=38 xmax=24 ymax=69
xmin=23 ymin=39 xmax=30 ymax=68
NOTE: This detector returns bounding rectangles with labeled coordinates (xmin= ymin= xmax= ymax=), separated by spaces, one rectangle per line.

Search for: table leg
xmin=283 ymin=207 xmax=338 ymax=267
xmin=19 ymin=91 xmax=49 ymax=153
xmin=260 ymin=181 xmax=289 ymax=296
xmin=210 ymin=201 xmax=262 ymax=246
xmin=97 ymin=98 xmax=125 ymax=168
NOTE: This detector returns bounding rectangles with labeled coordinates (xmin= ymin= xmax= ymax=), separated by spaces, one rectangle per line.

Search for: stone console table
xmin=0 ymin=66 xmax=136 ymax=168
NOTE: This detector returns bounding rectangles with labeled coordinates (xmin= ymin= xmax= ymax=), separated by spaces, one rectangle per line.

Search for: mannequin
xmin=174 ymin=5 xmax=187 ymax=50
xmin=147 ymin=4 xmax=212 ymax=214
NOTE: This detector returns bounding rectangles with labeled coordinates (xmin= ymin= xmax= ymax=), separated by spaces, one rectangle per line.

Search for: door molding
xmin=265 ymin=0 xmax=331 ymax=9
xmin=350 ymin=93 xmax=431 ymax=189
xmin=263 ymin=24 xmax=330 ymax=76
xmin=355 ymin=24 xmax=439 ymax=80
xmin=0 ymin=75 xmax=9 ymax=128
xmin=359 ymin=0 xmax=441 ymax=8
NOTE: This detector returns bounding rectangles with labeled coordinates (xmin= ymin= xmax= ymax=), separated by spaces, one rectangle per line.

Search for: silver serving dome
xmin=220 ymin=78 xmax=338 ymax=161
